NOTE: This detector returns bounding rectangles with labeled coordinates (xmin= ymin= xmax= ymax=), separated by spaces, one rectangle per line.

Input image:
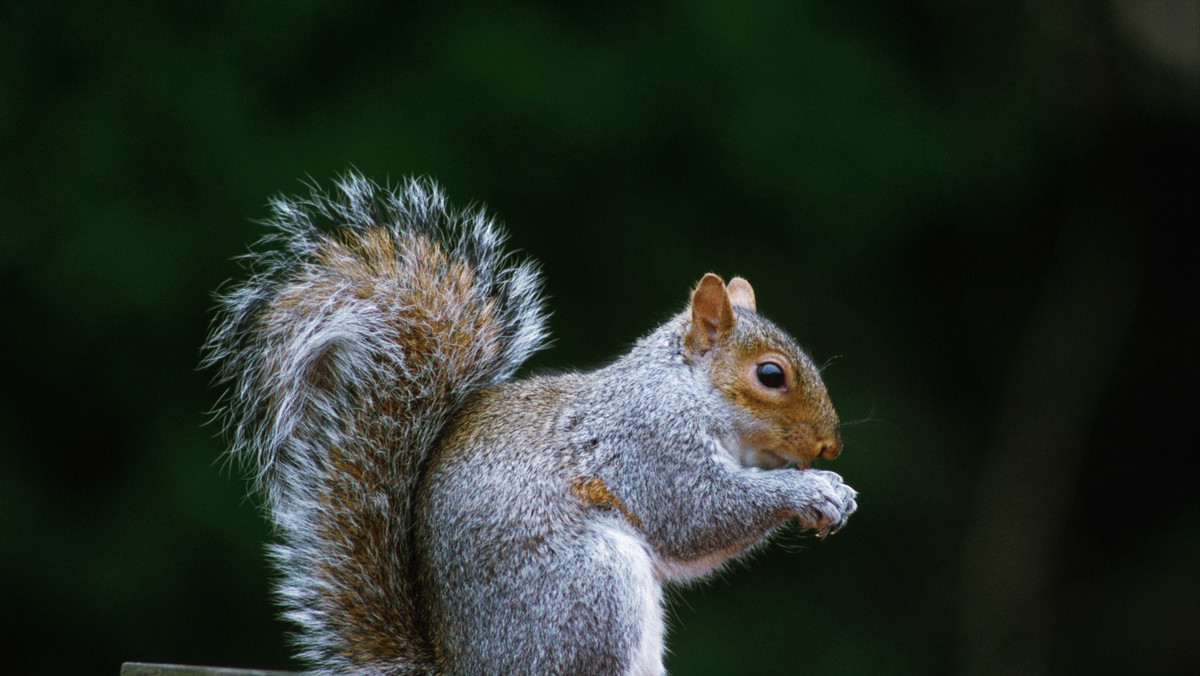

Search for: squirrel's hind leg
xmin=434 ymin=518 xmax=666 ymax=676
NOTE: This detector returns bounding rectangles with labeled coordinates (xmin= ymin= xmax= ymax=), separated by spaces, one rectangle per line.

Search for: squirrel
xmin=204 ymin=171 xmax=857 ymax=676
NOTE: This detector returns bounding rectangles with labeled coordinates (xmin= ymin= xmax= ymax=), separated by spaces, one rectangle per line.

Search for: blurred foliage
xmin=2 ymin=1 xmax=1197 ymax=674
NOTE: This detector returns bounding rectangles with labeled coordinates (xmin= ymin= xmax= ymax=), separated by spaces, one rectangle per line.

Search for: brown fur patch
xmin=315 ymin=444 xmax=418 ymax=664
xmin=307 ymin=229 xmax=504 ymax=390
xmin=570 ymin=477 xmax=643 ymax=529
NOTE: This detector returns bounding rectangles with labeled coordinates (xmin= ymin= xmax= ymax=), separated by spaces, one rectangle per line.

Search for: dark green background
xmin=3 ymin=1 xmax=1196 ymax=674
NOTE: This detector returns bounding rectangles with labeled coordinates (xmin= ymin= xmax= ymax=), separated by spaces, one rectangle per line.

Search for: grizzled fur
xmin=419 ymin=316 xmax=855 ymax=675
xmin=204 ymin=173 xmax=547 ymax=673
xmin=206 ymin=172 xmax=857 ymax=676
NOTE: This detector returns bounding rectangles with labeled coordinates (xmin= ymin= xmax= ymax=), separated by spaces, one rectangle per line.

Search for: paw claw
xmin=793 ymin=470 xmax=857 ymax=536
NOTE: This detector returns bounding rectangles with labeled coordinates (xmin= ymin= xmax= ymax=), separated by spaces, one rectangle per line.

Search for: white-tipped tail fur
xmin=203 ymin=172 xmax=548 ymax=674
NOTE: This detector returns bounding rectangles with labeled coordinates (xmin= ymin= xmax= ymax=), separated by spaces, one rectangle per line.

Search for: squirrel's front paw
xmin=795 ymin=469 xmax=857 ymax=536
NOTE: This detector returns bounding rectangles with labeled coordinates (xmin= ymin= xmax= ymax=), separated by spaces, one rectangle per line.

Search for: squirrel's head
xmin=683 ymin=273 xmax=841 ymax=470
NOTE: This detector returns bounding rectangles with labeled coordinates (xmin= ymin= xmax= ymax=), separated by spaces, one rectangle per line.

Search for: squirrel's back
xmin=204 ymin=172 xmax=547 ymax=674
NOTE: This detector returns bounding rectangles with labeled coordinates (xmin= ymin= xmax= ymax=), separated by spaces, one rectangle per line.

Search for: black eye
xmin=756 ymin=362 xmax=786 ymax=389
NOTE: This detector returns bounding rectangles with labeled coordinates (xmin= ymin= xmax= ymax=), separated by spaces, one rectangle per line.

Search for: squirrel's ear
xmin=686 ymin=273 xmax=735 ymax=356
xmin=726 ymin=277 xmax=756 ymax=312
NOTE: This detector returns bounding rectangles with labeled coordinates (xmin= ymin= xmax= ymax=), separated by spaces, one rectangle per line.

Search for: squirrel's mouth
xmin=756 ymin=449 xmax=812 ymax=470
xmin=730 ymin=441 xmax=821 ymax=471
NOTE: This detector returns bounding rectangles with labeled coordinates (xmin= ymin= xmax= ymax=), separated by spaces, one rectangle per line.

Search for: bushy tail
xmin=203 ymin=172 xmax=548 ymax=674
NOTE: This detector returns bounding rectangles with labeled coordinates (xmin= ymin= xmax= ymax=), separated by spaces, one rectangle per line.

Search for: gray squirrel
xmin=204 ymin=172 xmax=858 ymax=675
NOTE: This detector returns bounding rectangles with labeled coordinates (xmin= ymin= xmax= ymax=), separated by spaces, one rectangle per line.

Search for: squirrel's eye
xmin=755 ymin=362 xmax=786 ymax=389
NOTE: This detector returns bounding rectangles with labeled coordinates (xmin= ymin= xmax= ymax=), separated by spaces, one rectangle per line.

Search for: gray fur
xmin=205 ymin=172 xmax=856 ymax=675
xmin=205 ymin=173 xmax=547 ymax=674
xmin=419 ymin=315 xmax=856 ymax=675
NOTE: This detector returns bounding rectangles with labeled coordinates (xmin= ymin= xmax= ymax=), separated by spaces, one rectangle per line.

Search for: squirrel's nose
xmin=816 ymin=437 xmax=842 ymax=460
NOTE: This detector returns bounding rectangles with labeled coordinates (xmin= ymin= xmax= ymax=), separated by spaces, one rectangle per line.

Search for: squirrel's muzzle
xmin=816 ymin=436 xmax=843 ymax=460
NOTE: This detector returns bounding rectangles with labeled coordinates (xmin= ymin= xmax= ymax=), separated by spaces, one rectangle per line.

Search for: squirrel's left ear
xmin=726 ymin=277 xmax=756 ymax=312
xmin=686 ymin=273 xmax=735 ymax=357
